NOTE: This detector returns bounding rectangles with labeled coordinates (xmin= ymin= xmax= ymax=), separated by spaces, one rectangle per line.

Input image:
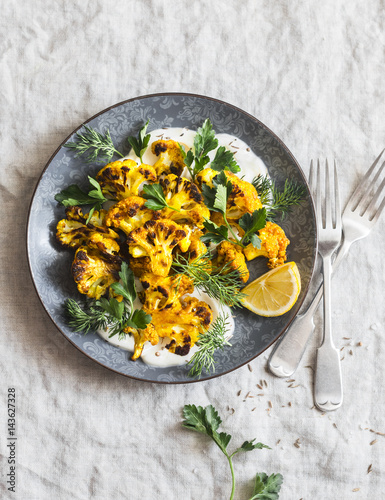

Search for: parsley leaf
xmin=201 ymin=219 xmax=229 ymax=245
xmin=142 ymin=183 xmax=168 ymax=210
xmin=211 ymin=146 xmax=241 ymax=174
xmin=182 ymin=404 xmax=277 ymax=500
xmin=109 ymin=262 xmax=152 ymax=334
xmin=142 ymin=183 xmax=180 ymax=212
xmin=239 ymin=208 xmax=267 ymax=247
xmin=127 ymin=119 xmax=151 ymax=162
xmin=55 ymin=176 xmax=106 ymax=207
xmin=184 ymin=118 xmax=218 ymax=181
xmin=249 ymin=473 xmax=284 ymax=500
xmin=54 ymin=176 xmax=107 ymax=223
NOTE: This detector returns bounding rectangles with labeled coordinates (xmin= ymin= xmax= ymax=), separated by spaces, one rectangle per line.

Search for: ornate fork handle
xmin=268 ymin=237 xmax=351 ymax=378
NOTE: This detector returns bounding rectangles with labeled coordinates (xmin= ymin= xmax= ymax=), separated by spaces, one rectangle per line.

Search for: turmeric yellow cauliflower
xmin=104 ymin=195 xmax=159 ymax=236
xmin=149 ymin=296 xmax=213 ymax=356
xmin=72 ymin=246 xmax=121 ymax=299
xmin=56 ymin=206 xmax=121 ymax=260
xmin=139 ymin=273 xmax=194 ymax=312
xmin=159 ymin=174 xmax=210 ymax=228
xmin=243 ymin=221 xmax=290 ymax=269
xmin=96 ymin=159 xmax=157 ymax=200
xmin=126 ymin=219 xmax=189 ymax=277
xmin=151 ymin=139 xmax=186 ymax=177
xmin=126 ymin=323 xmax=159 ymax=361
xmin=175 ymin=229 xmax=208 ymax=264
xmin=197 ymin=168 xmax=262 ymax=219
xmin=214 ymin=241 xmax=249 ymax=283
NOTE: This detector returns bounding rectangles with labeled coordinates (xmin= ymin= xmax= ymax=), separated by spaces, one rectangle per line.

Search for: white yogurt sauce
xmin=98 ymin=127 xmax=266 ymax=367
xmin=125 ymin=127 xmax=269 ymax=181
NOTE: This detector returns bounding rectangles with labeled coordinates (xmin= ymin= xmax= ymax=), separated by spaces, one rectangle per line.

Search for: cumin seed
xmin=257 ymin=384 xmax=263 ymax=390
xmin=248 ymin=364 xmax=253 ymax=372
xmin=370 ymin=439 xmax=378 ymax=445
xmin=367 ymin=464 xmax=373 ymax=474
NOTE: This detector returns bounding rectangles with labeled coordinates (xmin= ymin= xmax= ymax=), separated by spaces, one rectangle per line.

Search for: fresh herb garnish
xmin=65 ymin=262 xmax=151 ymax=339
xmin=54 ymin=176 xmax=107 ymax=223
xmin=184 ymin=119 xmax=240 ymax=181
xmin=201 ymin=172 xmax=266 ymax=248
xmin=187 ymin=313 xmax=231 ymax=378
xmin=127 ymin=119 xmax=151 ymax=163
xmin=238 ymin=209 xmax=267 ymax=248
xmin=249 ymin=473 xmax=284 ymax=500
xmin=172 ymin=252 xmax=246 ymax=308
xmin=65 ymin=298 xmax=109 ymax=334
xmin=109 ymin=262 xmax=152 ymax=334
xmin=211 ymin=145 xmax=241 ymax=174
xmin=252 ymin=174 xmax=306 ymax=221
xmin=182 ymin=404 xmax=281 ymax=500
xmin=64 ymin=125 xmax=124 ymax=163
xmin=141 ymin=183 xmax=181 ymax=212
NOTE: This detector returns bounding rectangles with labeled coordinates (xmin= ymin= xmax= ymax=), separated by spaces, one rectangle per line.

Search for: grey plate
xmin=27 ymin=93 xmax=317 ymax=384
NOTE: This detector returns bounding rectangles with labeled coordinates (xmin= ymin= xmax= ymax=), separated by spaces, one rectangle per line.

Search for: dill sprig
xmin=64 ymin=125 xmax=124 ymax=163
xmin=65 ymin=298 xmax=108 ymax=334
xmin=188 ymin=313 xmax=231 ymax=378
xmin=252 ymin=174 xmax=306 ymax=221
xmin=64 ymin=263 xmax=151 ymax=340
xmin=172 ymin=252 xmax=246 ymax=308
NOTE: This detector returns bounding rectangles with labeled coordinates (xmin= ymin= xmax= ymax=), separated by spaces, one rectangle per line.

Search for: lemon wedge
xmin=241 ymin=262 xmax=301 ymax=317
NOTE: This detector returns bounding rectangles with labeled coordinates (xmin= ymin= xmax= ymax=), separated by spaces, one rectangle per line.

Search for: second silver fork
xmin=312 ymin=160 xmax=343 ymax=411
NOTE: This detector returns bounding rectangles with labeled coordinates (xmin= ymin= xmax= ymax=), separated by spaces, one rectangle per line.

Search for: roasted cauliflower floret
xmin=139 ymin=273 xmax=194 ymax=312
xmin=96 ymin=159 xmax=157 ymax=200
xmin=197 ymin=168 xmax=262 ymax=220
xmin=150 ymin=296 xmax=213 ymax=356
xmin=151 ymin=139 xmax=186 ymax=177
xmin=213 ymin=241 xmax=249 ymax=283
xmin=104 ymin=196 xmax=159 ymax=236
xmin=125 ymin=323 xmax=159 ymax=361
xmin=174 ymin=229 xmax=211 ymax=276
xmin=71 ymin=246 xmax=121 ymax=299
xmin=159 ymin=174 xmax=210 ymax=228
xmin=126 ymin=219 xmax=189 ymax=277
xmin=243 ymin=221 xmax=290 ymax=269
xmin=56 ymin=206 xmax=120 ymax=260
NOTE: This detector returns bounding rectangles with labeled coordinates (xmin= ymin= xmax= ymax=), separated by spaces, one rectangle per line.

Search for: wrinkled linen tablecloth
xmin=1 ymin=1 xmax=385 ymax=499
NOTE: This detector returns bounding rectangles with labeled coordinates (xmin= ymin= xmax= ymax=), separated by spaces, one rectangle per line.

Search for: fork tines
xmin=309 ymin=159 xmax=341 ymax=231
xmin=346 ymin=149 xmax=385 ymax=222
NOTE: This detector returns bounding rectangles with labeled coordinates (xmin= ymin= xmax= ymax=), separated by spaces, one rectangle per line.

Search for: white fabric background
xmin=1 ymin=1 xmax=385 ymax=499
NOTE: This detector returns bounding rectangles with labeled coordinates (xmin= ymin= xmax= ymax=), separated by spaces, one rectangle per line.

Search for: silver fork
xmin=268 ymin=150 xmax=385 ymax=378
xmin=312 ymin=160 xmax=343 ymax=411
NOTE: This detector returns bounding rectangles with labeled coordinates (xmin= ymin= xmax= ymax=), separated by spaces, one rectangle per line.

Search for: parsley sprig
xmin=252 ymin=174 xmax=306 ymax=221
xmin=184 ymin=119 xmax=241 ymax=181
xmin=201 ymin=172 xmax=266 ymax=248
xmin=65 ymin=262 xmax=151 ymax=339
xmin=127 ymin=119 xmax=151 ymax=162
xmin=54 ymin=176 xmax=107 ymax=223
xmin=64 ymin=125 xmax=124 ymax=163
xmin=141 ymin=183 xmax=180 ymax=212
xmin=182 ymin=404 xmax=282 ymax=500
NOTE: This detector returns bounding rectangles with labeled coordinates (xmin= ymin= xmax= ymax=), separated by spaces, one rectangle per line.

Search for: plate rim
xmin=26 ymin=91 xmax=317 ymax=384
